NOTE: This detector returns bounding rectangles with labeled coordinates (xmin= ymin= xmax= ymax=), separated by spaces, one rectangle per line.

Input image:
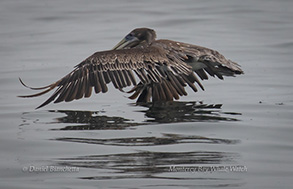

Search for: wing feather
xmin=165 ymin=79 xmax=179 ymax=100
xmin=122 ymin=70 xmax=132 ymax=86
xmin=127 ymin=70 xmax=137 ymax=85
xmin=117 ymin=70 xmax=127 ymax=87
xmin=102 ymin=71 xmax=111 ymax=83
xmin=75 ymin=76 xmax=85 ymax=100
xmin=92 ymin=71 xmax=102 ymax=93
xmin=19 ymin=38 xmax=242 ymax=108
xmin=65 ymin=81 xmax=77 ymax=102
xmin=84 ymin=72 xmax=92 ymax=98
xmin=154 ymin=40 xmax=243 ymax=80
xmin=97 ymin=71 xmax=108 ymax=93
xmin=161 ymin=80 xmax=173 ymax=101
xmin=54 ymin=82 xmax=71 ymax=103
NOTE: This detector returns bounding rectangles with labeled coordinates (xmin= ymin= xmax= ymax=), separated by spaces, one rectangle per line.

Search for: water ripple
xmin=56 ymin=150 xmax=239 ymax=180
xmin=55 ymin=133 xmax=239 ymax=146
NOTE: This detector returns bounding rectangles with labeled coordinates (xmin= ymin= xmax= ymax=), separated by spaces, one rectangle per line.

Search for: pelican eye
xmin=125 ymin=33 xmax=134 ymax=41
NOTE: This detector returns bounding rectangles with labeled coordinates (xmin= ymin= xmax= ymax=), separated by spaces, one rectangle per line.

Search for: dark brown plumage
xmin=19 ymin=28 xmax=243 ymax=109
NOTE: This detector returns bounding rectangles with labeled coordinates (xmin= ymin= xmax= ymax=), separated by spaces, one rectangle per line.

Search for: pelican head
xmin=112 ymin=28 xmax=156 ymax=50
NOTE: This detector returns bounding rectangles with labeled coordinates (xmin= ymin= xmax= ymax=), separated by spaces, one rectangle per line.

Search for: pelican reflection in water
xmin=44 ymin=101 xmax=239 ymax=130
xmin=19 ymin=28 xmax=243 ymax=109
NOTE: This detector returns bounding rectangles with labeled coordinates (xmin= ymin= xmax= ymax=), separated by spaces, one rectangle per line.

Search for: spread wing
xmin=127 ymin=40 xmax=243 ymax=103
xmin=19 ymin=46 xmax=198 ymax=109
xmin=154 ymin=40 xmax=243 ymax=80
xmin=19 ymin=39 xmax=243 ymax=109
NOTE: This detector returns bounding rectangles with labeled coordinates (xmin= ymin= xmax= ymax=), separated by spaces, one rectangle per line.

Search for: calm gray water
xmin=1 ymin=0 xmax=293 ymax=188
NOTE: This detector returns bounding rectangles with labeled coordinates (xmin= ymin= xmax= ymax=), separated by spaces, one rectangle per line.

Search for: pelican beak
xmin=112 ymin=37 xmax=139 ymax=50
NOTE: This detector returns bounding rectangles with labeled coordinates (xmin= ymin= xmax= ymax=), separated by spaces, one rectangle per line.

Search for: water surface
xmin=1 ymin=0 xmax=293 ymax=188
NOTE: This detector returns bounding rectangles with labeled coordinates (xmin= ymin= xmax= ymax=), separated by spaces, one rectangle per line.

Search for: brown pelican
xmin=19 ymin=28 xmax=243 ymax=109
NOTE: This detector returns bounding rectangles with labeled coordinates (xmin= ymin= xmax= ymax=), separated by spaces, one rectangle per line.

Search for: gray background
xmin=1 ymin=0 xmax=292 ymax=188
